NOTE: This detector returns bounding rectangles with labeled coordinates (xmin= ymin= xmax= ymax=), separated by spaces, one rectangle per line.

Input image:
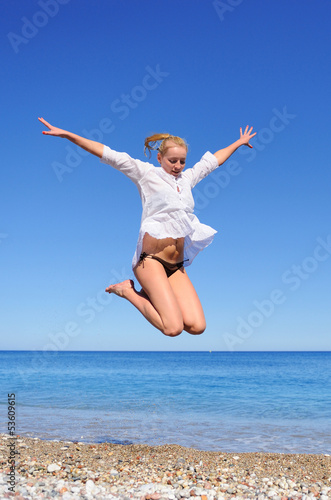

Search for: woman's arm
xmin=38 ymin=117 xmax=104 ymax=158
xmin=213 ymin=125 xmax=256 ymax=166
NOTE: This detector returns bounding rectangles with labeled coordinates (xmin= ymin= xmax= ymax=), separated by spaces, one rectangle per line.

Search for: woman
xmin=39 ymin=117 xmax=256 ymax=337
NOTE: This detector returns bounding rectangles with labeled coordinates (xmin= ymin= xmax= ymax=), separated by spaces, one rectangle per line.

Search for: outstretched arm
xmin=38 ymin=117 xmax=104 ymax=158
xmin=213 ymin=125 xmax=256 ymax=166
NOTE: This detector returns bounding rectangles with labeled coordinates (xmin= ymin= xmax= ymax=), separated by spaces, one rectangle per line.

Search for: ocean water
xmin=0 ymin=351 xmax=330 ymax=454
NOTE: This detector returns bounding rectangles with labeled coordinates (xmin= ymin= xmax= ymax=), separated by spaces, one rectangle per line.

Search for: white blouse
xmin=100 ymin=146 xmax=220 ymax=269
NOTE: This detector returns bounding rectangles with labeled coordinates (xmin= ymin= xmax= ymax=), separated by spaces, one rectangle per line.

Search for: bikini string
xmin=139 ymin=251 xmax=149 ymax=269
xmin=139 ymin=252 xmax=189 ymax=268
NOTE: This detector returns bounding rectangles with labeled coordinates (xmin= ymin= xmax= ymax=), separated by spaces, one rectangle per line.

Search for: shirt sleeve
xmin=183 ymin=151 xmax=219 ymax=188
xmin=100 ymin=145 xmax=151 ymax=185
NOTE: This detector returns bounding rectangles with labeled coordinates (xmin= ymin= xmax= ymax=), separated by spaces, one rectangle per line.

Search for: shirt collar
xmin=157 ymin=166 xmax=182 ymax=182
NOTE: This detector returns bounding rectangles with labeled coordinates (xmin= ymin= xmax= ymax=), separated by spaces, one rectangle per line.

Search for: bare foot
xmin=105 ymin=279 xmax=134 ymax=298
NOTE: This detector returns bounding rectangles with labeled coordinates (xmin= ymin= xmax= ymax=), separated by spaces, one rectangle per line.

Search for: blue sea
xmin=0 ymin=351 xmax=330 ymax=454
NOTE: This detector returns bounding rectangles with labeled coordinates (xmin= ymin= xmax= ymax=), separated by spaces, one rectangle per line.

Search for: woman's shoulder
xmin=100 ymin=146 xmax=156 ymax=182
xmin=182 ymin=151 xmax=218 ymax=186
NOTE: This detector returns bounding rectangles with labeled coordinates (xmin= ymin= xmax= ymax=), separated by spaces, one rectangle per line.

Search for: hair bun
xmin=144 ymin=133 xmax=188 ymax=158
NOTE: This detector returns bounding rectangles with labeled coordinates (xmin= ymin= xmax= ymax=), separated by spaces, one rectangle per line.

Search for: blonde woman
xmin=39 ymin=117 xmax=256 ymax=337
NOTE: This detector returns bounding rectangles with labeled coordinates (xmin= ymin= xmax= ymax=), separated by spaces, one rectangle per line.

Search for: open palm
xmin=239 ymin=125 xmax=256 ymax=149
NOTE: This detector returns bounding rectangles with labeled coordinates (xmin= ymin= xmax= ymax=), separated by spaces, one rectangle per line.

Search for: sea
xmin=0 ymin=351 xmax=330 ymax=454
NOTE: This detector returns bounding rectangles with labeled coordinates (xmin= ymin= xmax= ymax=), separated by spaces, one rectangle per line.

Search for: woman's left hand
xmin=239 ymin=125 xmax=256 ymax=148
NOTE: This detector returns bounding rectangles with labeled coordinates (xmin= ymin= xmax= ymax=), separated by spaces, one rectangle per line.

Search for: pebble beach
xmin=1 ymin=435 xmax=330 ymax=500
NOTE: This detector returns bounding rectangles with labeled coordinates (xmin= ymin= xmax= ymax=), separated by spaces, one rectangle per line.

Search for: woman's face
xmin=157 ymin=145 xmax=187 ymax=177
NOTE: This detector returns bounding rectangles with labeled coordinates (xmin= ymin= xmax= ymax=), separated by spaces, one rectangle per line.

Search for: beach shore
xmin=0 ymin=434 xmax=330 ymax=499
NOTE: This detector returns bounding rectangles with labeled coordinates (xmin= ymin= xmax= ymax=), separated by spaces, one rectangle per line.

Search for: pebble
xmin=47 ymin=463 xmax=61 ymax=472
xmin=0 ymin=434 xmax=330 ymax=499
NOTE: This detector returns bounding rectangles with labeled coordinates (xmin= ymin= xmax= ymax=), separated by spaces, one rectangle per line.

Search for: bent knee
xmin=186 ymin=321 xmax=206 ymax=335
xmin=163 ymin=324 xmax=183 ymax=337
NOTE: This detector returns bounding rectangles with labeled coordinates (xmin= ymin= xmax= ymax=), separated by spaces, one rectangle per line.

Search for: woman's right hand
xmin=38 ymin=117 xmax=104 ymax=158
xmin=38 ymin=117 xmax=67 ymax=137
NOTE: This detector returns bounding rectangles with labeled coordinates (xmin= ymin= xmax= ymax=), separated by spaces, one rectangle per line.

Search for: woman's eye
xmin=169 ymin=159 xmax=185 ymax=165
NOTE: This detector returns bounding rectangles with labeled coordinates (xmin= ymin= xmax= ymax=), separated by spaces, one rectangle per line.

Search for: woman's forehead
xmin=164 ymin=144 xmax=187 ymax=157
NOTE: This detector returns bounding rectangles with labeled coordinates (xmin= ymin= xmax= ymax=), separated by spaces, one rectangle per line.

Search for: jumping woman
xmin=39 ymin=117 xmax=256 ymax=337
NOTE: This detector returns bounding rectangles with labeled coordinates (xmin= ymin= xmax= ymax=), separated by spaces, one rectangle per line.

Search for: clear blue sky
xmin=1 ymin=0 xmax=330 ymax=351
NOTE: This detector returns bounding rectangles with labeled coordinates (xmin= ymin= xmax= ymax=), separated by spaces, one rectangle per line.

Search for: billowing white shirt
xmin=100 ymin=146 xmax=219 ymax=268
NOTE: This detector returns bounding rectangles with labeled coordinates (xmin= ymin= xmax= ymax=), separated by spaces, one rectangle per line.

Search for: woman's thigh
xmin=168 ymin=268 xmax=206 ymax=335
xmin=134 ymin=259 xmax=184 ymax=335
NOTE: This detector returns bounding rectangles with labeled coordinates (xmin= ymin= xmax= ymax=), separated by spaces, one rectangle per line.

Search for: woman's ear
xmin=157 ymin=152 xmax=162 ymax=164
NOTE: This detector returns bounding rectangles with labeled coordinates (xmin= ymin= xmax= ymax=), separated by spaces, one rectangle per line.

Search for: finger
xmin=250 ymin=132 xmax=257 ymax=138
xmin=240 ymin=127 xmax=242 ymax=136
xmin=245 ymin=125 xmax=249 ymax=133
xmin=38 ymin=117 xmax=51 ymax=129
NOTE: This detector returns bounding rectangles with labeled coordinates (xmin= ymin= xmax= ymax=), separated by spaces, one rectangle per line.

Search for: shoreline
xmin=1 ymin=435 xmax=330 ymax=499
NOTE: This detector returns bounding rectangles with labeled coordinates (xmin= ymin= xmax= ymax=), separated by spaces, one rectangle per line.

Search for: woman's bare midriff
xmin=142 ymin=233 xmax=185 ymax=263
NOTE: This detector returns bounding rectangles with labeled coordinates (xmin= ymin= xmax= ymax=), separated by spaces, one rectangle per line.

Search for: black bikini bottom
xmin=139 ymin=252 xmax=187 ymax=278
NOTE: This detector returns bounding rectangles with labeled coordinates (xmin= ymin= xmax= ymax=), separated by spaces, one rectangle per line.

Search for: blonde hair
xmin=144 ymin=133 xmax=188 ymax=158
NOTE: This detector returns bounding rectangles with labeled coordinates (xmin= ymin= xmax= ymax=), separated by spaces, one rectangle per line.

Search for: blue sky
xmin=1 ymin=0 xmax=330 ymax=351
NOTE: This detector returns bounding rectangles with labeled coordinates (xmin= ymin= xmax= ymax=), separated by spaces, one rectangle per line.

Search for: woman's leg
xmin=168 ymin=268 xmax=206 ymax=335
xmin=105 ymin=259 xmax=184 ymax=336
